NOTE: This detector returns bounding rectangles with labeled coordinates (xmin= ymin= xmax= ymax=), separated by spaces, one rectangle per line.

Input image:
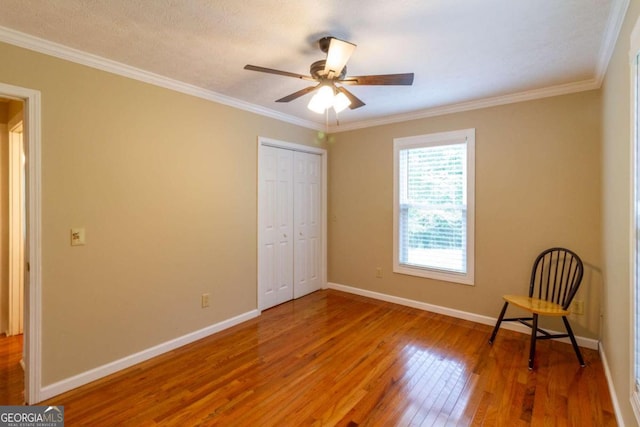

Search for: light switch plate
xmin=71 ymin=228 xmax=86 ymax=246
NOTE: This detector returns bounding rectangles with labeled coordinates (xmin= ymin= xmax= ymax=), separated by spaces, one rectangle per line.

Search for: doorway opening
xmin=0 ymin=98 xmax=26 ymax=405
xmin=0 ymin=83 xmax=42 ymax=405
xmin=0 ymin=98 xmax=25 ymax=404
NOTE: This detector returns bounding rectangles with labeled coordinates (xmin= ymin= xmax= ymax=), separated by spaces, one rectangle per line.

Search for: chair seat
xmin=503 ymin=295 xmax=570 ymax=317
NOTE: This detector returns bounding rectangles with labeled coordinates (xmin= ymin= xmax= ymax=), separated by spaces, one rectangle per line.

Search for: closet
xmin=258 ymin=140 xmax=324 ymax=310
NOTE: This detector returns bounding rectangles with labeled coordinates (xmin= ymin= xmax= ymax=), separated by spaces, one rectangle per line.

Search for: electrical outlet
xmin=201 ymin=293 xmax=210 ymax=308
xmin=376 ymin=267 xmax=383 ymax=278
xmin=572 ymin=300 xmax=584 ymax=315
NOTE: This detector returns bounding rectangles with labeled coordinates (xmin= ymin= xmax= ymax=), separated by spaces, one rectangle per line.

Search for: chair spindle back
xmin=528 ymin=247 xmax=584 ymax=310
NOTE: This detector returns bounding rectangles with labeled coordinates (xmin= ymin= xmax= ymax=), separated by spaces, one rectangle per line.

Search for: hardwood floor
xmin=8 ymin=289 xmax=613 ymax=425
xmin=0 ymin=333 xmax=24 ymax=405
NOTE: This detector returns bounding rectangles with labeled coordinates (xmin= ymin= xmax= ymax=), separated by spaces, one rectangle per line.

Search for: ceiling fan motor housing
xmin=310 ymin=60 xmax=347 ymax=80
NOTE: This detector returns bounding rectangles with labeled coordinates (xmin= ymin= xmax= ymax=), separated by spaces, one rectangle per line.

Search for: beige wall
xmin=601 ymin=1 xmax=640 ymax=425
xmin=328 ymin=90 xmax=602 ymax=338
xmin=7 ymin=100 xmax=21 ymax=120
xmin=0 ymin=41 xmax=320 ymax=385
xmin=0 ymin=102 xmax=7 ymax=123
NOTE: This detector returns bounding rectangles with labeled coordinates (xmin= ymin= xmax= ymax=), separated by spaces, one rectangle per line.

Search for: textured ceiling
xmin=0 ymin=0 xmax=622 ymax=130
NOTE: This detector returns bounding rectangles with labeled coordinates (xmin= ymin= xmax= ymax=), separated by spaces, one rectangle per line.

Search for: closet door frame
xmin=257 ymin=137 xmax=327 ymax=311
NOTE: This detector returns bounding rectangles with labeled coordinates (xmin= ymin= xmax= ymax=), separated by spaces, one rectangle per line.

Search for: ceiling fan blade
xmin=324 ymin=38 xmax=356 ymax=78
xmin=341 ymin=73 xmax=415 ymax=86
xmin=275 ymin=85 xmax=319 ymax=103
xmin=336 ymin=86 xmax=365 ymax=110
xmin=244 ymin=64 xmax=314 ymax=81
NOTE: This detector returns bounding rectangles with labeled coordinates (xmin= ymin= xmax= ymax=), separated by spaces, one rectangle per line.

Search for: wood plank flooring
xmin=0 ymin=333 xmax=23 ymax=405
xmin=3 ymin=289 xmax=616 ymax=425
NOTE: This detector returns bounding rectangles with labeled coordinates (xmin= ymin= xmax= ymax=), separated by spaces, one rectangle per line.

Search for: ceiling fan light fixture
xmin=333 ymin=91 xmax=351 ymax=113
xmin=307 ymin=85 xmax=335 ymax=113
xmin=307 ymin=96 xmax=326 ymax=114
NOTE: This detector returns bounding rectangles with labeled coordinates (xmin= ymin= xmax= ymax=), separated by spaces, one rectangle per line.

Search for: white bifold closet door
xmin=259 ymin=145 xmax=322 ymax=310
xmin=292 ymin=149 xmax=322 ymax=298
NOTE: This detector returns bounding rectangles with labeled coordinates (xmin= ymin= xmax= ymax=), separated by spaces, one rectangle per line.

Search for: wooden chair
xmin=488 ymin=247 xmax=585 ymax=369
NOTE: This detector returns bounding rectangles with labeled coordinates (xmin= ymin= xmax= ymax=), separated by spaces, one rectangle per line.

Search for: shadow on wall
xmin=531 ymin=259 xmax=602 ymax=341
xmin=571 ymin=261 xmax=603 ymax=339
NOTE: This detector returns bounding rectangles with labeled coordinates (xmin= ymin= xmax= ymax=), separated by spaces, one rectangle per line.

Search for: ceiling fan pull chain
xmin=325 ymin=108 xmax=329 ymax=130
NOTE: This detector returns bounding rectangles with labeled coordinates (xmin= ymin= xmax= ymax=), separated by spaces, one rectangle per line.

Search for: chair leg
xmin=528 ymin=313 xmax=538 ymax=370
xmin=489 ymin=301 xmax=509 ymax=344
xmin=562 ymin=316 xmax=585 ymax=367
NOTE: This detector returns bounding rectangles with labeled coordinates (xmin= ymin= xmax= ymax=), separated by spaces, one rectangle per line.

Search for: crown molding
xmin=595 ymin=0 xmax=631 ymax=85
xmin=330 ymin=0 xmax=629 ymax=133
xmin=329 ymin=78 xmax=601 ymax=133
xmin=0 ymin=26 xmax=323 ymax=131
xmin=0 ymin=3 xmax=626 ymax=136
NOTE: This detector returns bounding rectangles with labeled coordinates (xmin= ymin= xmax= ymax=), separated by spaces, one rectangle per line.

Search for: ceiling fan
xmin=244 ymin=36 xmax=414 ymax=114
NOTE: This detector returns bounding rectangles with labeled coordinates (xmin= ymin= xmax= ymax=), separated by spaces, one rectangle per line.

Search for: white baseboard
xmin=39 ymin=309 xmax=260 ymax=402
xmin=327 ymin=282 xmax=599 ymax=350
xmin=598 ymin=345 xmax=625 ymax=426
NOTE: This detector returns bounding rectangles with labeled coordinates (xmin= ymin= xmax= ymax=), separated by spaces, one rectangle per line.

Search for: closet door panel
xmin=294 ymin=151 xmax=322 ymax=298
xmin=259 ymin=146 xmax=294 ymax=309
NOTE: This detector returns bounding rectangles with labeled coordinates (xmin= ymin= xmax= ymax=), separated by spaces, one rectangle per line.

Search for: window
xmin=393 ymin=129 xmax=475 ymax=285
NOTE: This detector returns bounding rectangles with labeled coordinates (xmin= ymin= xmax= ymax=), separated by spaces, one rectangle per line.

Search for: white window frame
xmin=393 ymin=128 xmax=475 ymax=285
xmin=630 ymin=15 xmax=640 ymax=424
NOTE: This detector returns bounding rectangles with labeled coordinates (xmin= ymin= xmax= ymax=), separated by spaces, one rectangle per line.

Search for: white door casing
xmin=7 ymin=116 xmax=25 ymax=337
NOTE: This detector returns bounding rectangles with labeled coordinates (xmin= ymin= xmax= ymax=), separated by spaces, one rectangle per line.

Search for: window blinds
xmin=398 ymin=142 xmax=467 ymax=273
